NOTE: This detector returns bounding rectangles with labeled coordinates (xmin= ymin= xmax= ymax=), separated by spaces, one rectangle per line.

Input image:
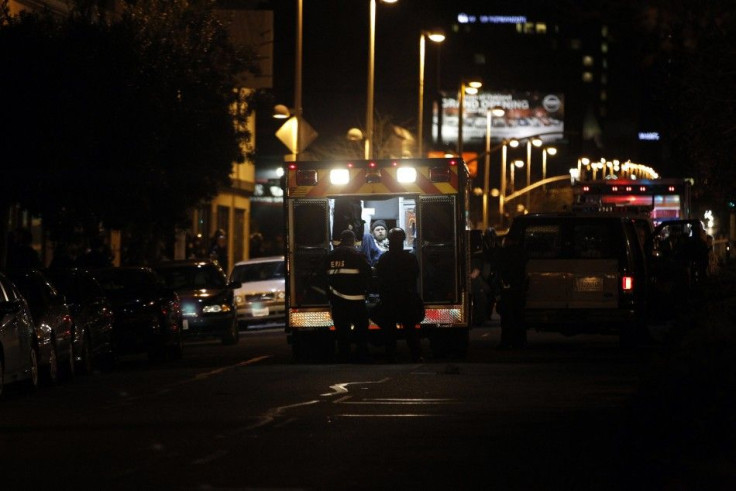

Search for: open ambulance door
xmin=287 ymin=198 xmax=330 ymax=309
xmin=417 ymin=195 xmax=461 ymax=305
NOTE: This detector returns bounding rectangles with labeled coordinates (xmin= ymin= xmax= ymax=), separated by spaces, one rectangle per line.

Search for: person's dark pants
xmin=376 ymin=303 xmax=421 ymax=362
xmin=329 ymin=296 xmax=369 ymax=360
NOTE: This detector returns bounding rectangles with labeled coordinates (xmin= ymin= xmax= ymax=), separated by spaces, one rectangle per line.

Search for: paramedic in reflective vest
xmin=324 ymin=229 xmax=372 ymax=362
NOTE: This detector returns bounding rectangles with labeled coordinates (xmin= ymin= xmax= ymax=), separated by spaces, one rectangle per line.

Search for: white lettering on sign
xmin=638 ymin=132 xmax=660 ymax=141
xmin=457 ymin=13 xmax=527 ymax=24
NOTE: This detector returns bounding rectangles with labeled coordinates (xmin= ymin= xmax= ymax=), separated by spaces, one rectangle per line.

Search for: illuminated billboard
xmin=434 ymin=91 xmax=565 ymax=145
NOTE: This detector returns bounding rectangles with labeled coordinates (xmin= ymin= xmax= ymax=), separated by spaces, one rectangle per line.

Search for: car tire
xmin=63 ymin=338 xmax=75 ymax=380
xmin=0 ymin=356 xmax=5 ymax=399
xmin=77 ymin=331 xmax=93 ymax=375
xmin=43 ymin=342 xmax=59 ymax=386
xmin=169 ymin=332 xmax=183 ymax=360
xmin=221 ymin=317 xmax=240 ymax=345
xmin=25 ymin=345 xmax=40 ymax=392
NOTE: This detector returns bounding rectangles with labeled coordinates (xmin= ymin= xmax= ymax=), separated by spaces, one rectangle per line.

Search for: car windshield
xmin=231 ymin=261 xmax=284 ymax=283
xmin=157 ymin=265 xmax=226 ymax=290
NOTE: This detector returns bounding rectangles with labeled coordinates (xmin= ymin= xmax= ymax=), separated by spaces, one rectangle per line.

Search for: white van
xmin=503 ymin=213 xmax=649 ymax=345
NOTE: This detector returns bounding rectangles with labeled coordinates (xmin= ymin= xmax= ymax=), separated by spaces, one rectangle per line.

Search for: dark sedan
xmin=7 ymin=269 xmax=75 ymax=384
xmin=153 ymin=260 xmax=239 ymax=345
xmin=93 ymin=267 xmax=183 ymax=361
xmin=0 ymin=272 xmax=40 ymax=396
xmin=45 ymin=268 xmax=115 ymax=373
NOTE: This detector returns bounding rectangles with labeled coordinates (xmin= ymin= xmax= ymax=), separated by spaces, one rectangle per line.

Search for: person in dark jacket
xmin=374 ymin=227 xmax=424 ymax=362
xmin=324 ymin=229 xmax=372 ymax=362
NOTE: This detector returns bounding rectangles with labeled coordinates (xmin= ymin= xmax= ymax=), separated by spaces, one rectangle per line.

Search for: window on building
xmin=583 ymin=55 xmax=594 ymax=67
xmin=582 ymin=72 xmax=594 ymax=83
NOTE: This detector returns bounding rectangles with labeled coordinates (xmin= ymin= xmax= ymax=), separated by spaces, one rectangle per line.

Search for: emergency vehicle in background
xmin=572 ymin=177 xmax=693 ymax=224
xmin=283 ymin=157 xmax=472 ymax=360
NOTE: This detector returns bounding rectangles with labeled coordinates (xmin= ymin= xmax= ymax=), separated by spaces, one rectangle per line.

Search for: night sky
xmin=256 ymin=0 xmax=625 ymax=160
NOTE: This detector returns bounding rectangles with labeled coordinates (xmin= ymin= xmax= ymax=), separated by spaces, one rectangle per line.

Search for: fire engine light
xmin=296 ymin=170 xmax=318 ymax=186
xmin=430 ymin=167 xmax=450 ymax=182
xmin=582 ymin=186 xmax=590 ymax=192
xmin=397 ymin=167 xmax=417 ymax=183
xmin=668 ymin=186 xmax=675 ymax=192
xmin=329 ymin=169 xmax=350 ymax=185
xmin=639 ymin=186 xmax=646 ymax=192
xmin=621 ymin=276 xmax=634 ymax=291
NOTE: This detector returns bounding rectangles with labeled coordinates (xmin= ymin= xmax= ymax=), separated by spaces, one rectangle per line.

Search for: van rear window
xmin=572 ymin=223 xmax=617 ymax=258
xmin=523 ymin=225 xmax=562 ymax=258
xmin=520 ymin=220 xmax=620 ymax=259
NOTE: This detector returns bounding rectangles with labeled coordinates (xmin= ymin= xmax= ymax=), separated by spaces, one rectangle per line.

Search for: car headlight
xmin=202 ymin=304 xmax=232 ymax=314
xmin=234 ymin=295 xmax=245 ymax=306
xmin=277 ymin=291 xmax=286 ymax=300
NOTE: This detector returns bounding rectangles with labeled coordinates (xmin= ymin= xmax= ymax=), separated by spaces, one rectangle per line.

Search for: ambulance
xmin=283 ymin=157 xmax=473 ymax=360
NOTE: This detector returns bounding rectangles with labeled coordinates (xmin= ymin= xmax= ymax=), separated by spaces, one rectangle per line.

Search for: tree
xmin=0 ymin=0 xmax=258 ymax=262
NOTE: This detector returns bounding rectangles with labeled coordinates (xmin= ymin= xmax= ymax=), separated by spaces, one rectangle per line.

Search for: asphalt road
xmin=0 ymin=322 xmax=694 ymax=490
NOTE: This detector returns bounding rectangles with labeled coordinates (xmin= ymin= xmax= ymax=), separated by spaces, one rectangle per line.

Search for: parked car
xmin=153 ymin=260 xmax=239 ymax=344
xmin=45 ymin=267 xmax=115 ymax=373
xmin=7 ymin=268 xmax=75 ymax=384
xmin=93 ymin=267 xmax=183 ymax=361
xmin=229 ymin=256 xmax=285 ymax=328
xmin=0 ymin=272 xmax=40 ymax=396
xmin=502 ymin=213 xmax=649 ymax=346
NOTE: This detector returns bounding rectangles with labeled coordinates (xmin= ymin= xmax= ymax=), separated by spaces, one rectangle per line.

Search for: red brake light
xmin=621 ymin=276 xmax=634 ymax=291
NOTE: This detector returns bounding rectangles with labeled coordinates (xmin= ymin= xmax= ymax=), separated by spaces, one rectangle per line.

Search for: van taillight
xmin=621 ymin=276 xmax=634 ymax=291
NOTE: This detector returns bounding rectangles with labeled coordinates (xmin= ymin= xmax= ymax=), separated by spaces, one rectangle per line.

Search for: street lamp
xmin=365 ymin=0 xmax=399 ymax=159
xmin=542 ymin=146 xmax=557 ymax=191
xmin=499 ymin=141 xmax=509 ymax=228
xmin=457 ymin=79 xmax=482 ymax=156
xmin=417 ymin=29 xmax=445 ymax=157
xmin=526 ymin=137 xmax=542 ymax=209
xmin=482 ymin=106 xmax=505 ymax=230
xmin=511 ymin=159 xmax=524 ymax=194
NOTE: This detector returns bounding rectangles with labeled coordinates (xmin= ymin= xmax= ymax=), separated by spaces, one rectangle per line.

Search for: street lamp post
xmin=365 ymin=0 xmax=398 ymax=159
xmin=457 ymin=79 xmax=482 ymax=156
xmin=542 ymin=146 xmax=557 ymax=191
xmin=499 ymin=141 xmax=508 ymax=227
xmin=511 ymin=159 xmax=524 ymax=194
xmin=294 ymin=0 xmax=303 ymax=160
xmin=482 ymin=106 xmax=505 ymax=230
xmin=418 ymin=29 xmax=445 ymax=157
xmin=525 ymin=137 xmax=542 ymax=210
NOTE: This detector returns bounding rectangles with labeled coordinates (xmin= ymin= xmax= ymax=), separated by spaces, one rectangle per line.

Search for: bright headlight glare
xmin=397 ymin=167 xmax=417 ymax=183
xmin=203 ymin=304 xmax=231 ymax=313
xmin=330 ymin=169 xmax=350 ymax=185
